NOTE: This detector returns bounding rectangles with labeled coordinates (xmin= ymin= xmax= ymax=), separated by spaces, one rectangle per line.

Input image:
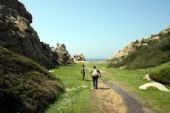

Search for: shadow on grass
xmin=42 ymin=91 xmax=64 ymax=113
xmin=98 ymin=87 xmax=111 ymax=90
xmin=86 ymin=79 xmax=92 ymax=82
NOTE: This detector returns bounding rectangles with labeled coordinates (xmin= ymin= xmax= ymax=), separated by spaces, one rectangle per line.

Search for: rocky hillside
xmin=109 ymin=27 xmax=170 ymax=69
xmin=0 ymin=46 xmax=64 ymax=113
xmin=0 ymin=1 xmax=69 ymax=113
xmin=0 ymin=0 xmax=71 ymax=68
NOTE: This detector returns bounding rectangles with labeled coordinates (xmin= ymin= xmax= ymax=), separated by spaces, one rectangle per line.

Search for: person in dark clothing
xmin=81 ymin=65 xmax=86 ymax=80
xmin=90 ymin=66 xmax=101 ymax=89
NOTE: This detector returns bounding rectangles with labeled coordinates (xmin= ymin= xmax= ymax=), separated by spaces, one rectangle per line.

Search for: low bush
xmin=0 ymin=46 xmax=64 ymax=113
xmin=150 ymin=67 xmax=170 ymax=84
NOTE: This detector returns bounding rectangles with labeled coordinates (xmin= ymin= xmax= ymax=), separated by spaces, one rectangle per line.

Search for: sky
xmin=19 ymin=0 xmax=170 ymax=59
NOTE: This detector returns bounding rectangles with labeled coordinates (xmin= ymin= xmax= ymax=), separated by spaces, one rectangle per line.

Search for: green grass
xmin=45 ymin=62 xmax=170 ymax=113
xmin=99 ymin=62 xmax=170 ymax=113
xmin=45 ymin=64 xmax=102 ymax=113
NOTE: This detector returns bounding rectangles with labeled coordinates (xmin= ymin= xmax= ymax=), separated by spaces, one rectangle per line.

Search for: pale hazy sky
xmin=20 ymin=0 xmax=170 ymax=58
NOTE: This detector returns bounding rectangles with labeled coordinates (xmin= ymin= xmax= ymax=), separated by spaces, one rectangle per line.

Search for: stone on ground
xmin=139 ymin=82 xmax=170 ymax=92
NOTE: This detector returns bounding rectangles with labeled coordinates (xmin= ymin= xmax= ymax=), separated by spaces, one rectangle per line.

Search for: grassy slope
xmin=0 ymin=46 xmax=64 ymax=113
xmin=45 ymin=64 xmax=102 ymax=113
xmin=99 ymin=62 xmax=170 ymax=113
xmin=110 ymin=29 xmax=170 ymax=69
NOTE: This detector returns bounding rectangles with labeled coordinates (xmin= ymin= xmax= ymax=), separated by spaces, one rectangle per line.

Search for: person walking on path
xmin=81 ymin=64 xmax=86 ymax=81
xmin=90 ymin=65 xmax=101 ymax=89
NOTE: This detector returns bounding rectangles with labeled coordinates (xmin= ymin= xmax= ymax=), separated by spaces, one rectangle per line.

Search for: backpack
xmin=92 ymin=69 xmax=99 ymax=77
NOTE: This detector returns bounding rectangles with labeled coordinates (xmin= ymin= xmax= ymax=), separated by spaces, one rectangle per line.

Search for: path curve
xmin=104 ymin=81 xmax=144 ymax=113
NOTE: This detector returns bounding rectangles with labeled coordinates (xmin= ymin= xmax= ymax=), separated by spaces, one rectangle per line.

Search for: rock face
xmin=51 ymin=43 xmax=71 ymax=65
xmin=0 ymin=0 xmax=32 ymax=23
xmin=0 ymin=1 xmax=67 ymax=113
xmin=109 ymin=27 xmax=170 ymax=68
xmin=73 ymin=54 xmax=86 ymax=62
xmin=0 ymin=0 xmax=70 ymax=68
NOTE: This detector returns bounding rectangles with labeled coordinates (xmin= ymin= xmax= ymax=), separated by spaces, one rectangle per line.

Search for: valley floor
xmin=45 ymin=62 xmax=170 ymax=113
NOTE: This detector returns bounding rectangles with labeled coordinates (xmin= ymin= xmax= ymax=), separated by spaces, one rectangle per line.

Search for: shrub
xmin=150 ymin=68 xmax=170 ymax=84
xmin=0 ymin=46 xmax=64 ymax=113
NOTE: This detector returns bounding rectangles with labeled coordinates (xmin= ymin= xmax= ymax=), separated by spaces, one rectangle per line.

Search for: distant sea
xmin=86 ymin=58 xmax=106 ymax=62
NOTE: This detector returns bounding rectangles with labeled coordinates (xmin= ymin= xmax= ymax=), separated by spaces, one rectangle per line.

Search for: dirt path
xmin=87 ymin=65 xmax=144 ymax=113
xmin=91 ymin=80 xmax=144 ymax=113
xmin=104 ymin=81 xmax=144 ymax=113
xmin=92 ymin=80 xmax=128 ymax=113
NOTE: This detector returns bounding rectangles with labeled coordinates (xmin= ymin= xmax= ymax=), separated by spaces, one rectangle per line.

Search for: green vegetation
xmin=46 ymin=62 xmax=170 ymax=113
xmin=102 ymin=61 xmax=170 ymax=113
xmin=1 ymin=43 xmax=169 ymax=113
xmin=0 ymin=46 xmax=64 ymax=113
xmin=110 ymin=29 xmax=170 ymax=69
xmin=45 ymin=64 xmax=102 ymax=113
xmin=150 ymin=67 xmax=170 ymax=84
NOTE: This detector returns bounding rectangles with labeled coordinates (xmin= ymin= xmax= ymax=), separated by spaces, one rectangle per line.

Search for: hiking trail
xmin=90 ymin=80 xmax=144 ymax=113
xmin=87 ymin=65 xmax=144 ymax=113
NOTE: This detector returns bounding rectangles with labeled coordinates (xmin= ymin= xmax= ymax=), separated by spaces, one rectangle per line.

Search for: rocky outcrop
xmin=0 ymin=1 xmax=67 ymax=113
xmin=0 ymin=0 xmax=59 ymax=68
xmin=73 ymin=54 xmax=86 ymax=62
xmin=51 ymin=43 xmax=71 ymax=65
xmin=0 ymin=0 xmax=32 ymax=23
xmin=109 ymin=35 xmax=162 ymax=61
xmin=109 ymin=27 xmax=170 ymax=68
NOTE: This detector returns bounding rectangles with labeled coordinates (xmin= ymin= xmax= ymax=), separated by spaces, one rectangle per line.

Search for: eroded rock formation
xmin=51 ymin=43 xmax=71 ymax=64
xmin=73 ymin=54 xmax=86 ymax=62
xmin=0 ymin=0 xmax=71 ymax=68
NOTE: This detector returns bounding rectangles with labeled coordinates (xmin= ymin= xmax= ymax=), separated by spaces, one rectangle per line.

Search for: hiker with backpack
xmin=90 ymin=65 xmax=101 ymax=89
xmin=81 ymin=64 xmax=86 ymax=81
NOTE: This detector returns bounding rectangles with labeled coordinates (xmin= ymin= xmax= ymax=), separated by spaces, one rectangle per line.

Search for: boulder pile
xmin=73 ymin=54 xmax=86 ymax=62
